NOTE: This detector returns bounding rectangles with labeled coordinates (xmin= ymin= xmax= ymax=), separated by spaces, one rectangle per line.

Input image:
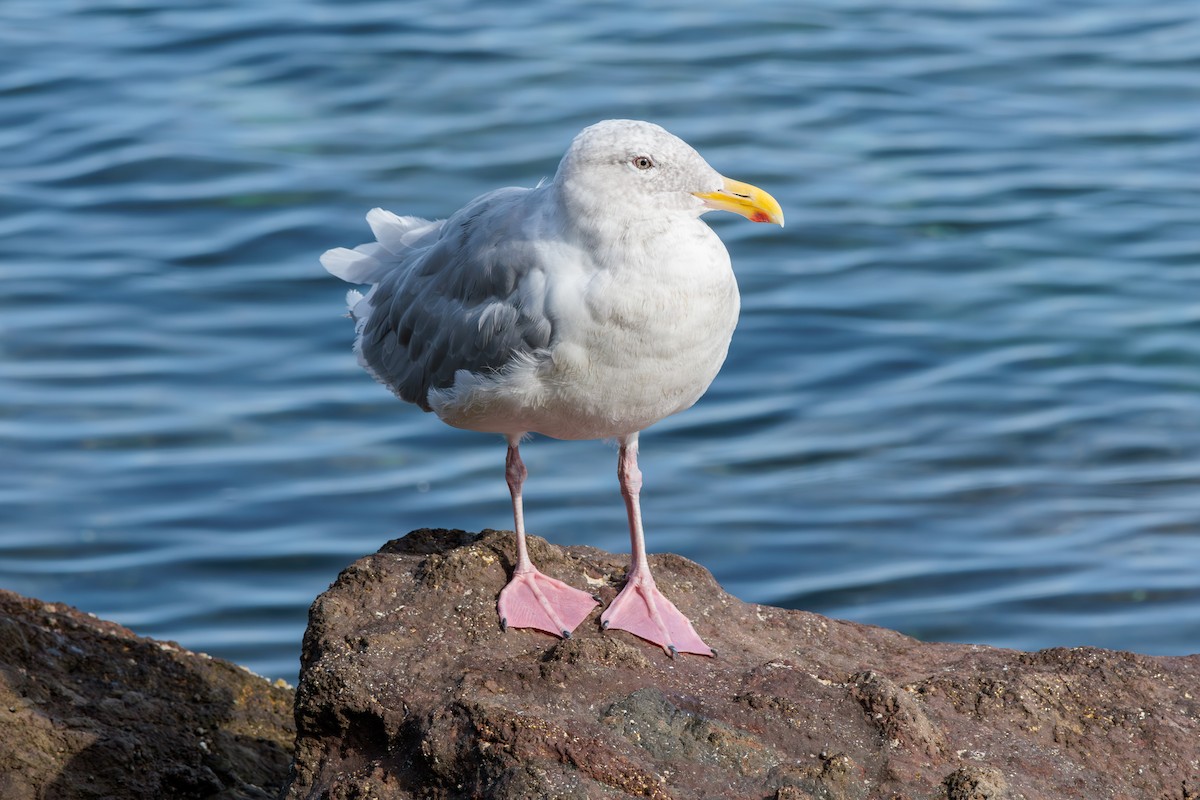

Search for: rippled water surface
xmin=3 ymin=1 xmax=1199 ymax=681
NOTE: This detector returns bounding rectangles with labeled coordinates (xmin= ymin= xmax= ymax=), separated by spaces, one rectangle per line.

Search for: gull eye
xmin=632 ymin=155 xmax=655 ymax=171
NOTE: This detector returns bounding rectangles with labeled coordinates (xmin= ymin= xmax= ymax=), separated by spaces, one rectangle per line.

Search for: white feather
xmin=366 ymin=208 xmax=440 ymax=255
xmin=320 ymin=247 xmax=386 ymax=284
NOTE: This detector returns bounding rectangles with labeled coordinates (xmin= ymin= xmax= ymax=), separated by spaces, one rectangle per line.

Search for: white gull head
xmin=553 ymin=119 xmax=729 ymax=225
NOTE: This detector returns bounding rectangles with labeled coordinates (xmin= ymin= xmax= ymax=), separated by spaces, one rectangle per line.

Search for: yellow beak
xmin=694 ymin=177 xmax=784 ymax=227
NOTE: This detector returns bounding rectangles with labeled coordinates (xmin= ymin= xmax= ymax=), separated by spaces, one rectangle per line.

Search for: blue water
xmin=2 ymin=1 xmax=1199 ymax=683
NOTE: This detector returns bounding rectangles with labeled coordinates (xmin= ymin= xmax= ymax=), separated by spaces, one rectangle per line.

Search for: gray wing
xmin=339 ymin=188 xmax=555 ymax=411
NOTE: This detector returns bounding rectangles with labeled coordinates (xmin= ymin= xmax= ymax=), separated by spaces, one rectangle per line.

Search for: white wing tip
xmin=324 ymin=208 xmax=439 ymax=283
xmin=366 ymin=207 xmax=400 ymax=225
xmin=321 ymin=246 xmax=382 ymax=284
xmin=366 ymin=208 xmax=441 ymax=255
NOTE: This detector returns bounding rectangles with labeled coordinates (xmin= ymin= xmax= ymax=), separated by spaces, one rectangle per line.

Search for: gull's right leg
xmin=496 ymin=437 xmax=598 ymax=638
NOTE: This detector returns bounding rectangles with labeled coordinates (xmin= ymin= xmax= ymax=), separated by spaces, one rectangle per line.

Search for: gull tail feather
xmin=321 ymin=208 xmax=442 ymax=285
xmin=321 ymin=246 xmax=390 ymax=284
xmin=366 ymin=208 xmax=441 ymax=255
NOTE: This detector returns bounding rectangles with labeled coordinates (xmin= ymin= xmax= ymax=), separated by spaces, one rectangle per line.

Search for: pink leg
xmin=600 ymin=434 xmax=714 ymax=658
xmin=496 ymin=438 xmax=597 ymax=638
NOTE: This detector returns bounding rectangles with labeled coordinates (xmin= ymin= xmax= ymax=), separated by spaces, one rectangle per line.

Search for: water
xmin=2 ymin=0 xmax=1199 ymax=683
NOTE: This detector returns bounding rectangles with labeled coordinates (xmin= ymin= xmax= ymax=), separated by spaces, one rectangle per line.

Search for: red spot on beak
xmin=750 ymin=211 xmax=771 ymax=223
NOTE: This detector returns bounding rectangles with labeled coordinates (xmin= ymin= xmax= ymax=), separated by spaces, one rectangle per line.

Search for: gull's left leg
xmin=496 ymin=436 xmax=598 ymax=638
xmin=600 ymin=433 xmax=714 ymax=657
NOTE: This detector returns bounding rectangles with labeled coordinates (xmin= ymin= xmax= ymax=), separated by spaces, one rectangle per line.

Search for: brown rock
xmin=284 ymin=528 xmax=1200 ymax=799
xmin=943 ymin=765 xmax=1009 ymax=800
xmin=0 ymin=589 xmax=294 ymax=800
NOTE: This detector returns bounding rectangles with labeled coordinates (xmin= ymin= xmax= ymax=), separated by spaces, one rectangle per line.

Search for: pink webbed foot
xmin=497 ymin=566 xmax=599 ymax=639
xmin=601 ymin=570 xmax=714 ymax=658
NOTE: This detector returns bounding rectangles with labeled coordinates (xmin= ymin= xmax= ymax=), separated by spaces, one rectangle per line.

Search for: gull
xmin=322 ymin=119 xmax=782 ymax=657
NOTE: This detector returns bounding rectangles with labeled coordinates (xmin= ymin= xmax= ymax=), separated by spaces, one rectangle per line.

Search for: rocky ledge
xmin=0 ymin=589 xmax=294 ymax=800
xmin=285 ymin=528 xmax=1199 ymax=800
xmin=3 ymin=530 xmax=1197 ymax=800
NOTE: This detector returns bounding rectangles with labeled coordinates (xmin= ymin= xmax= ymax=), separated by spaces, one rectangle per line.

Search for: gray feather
xmin=325 ymin=188 xmax=555 ymax=412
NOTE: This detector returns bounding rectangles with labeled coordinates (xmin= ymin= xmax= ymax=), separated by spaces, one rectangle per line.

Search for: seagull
xmin=322 ymin=119 xmax=782 ymax=657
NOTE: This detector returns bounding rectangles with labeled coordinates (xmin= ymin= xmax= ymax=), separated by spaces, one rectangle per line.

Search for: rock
xmin=0 ymin=589 xmax=294 ymax=800
xmin=943 ymin=765 xmax=1009 ymax=800
xmin=284 ymin=528 xmax=1200 ymax=799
